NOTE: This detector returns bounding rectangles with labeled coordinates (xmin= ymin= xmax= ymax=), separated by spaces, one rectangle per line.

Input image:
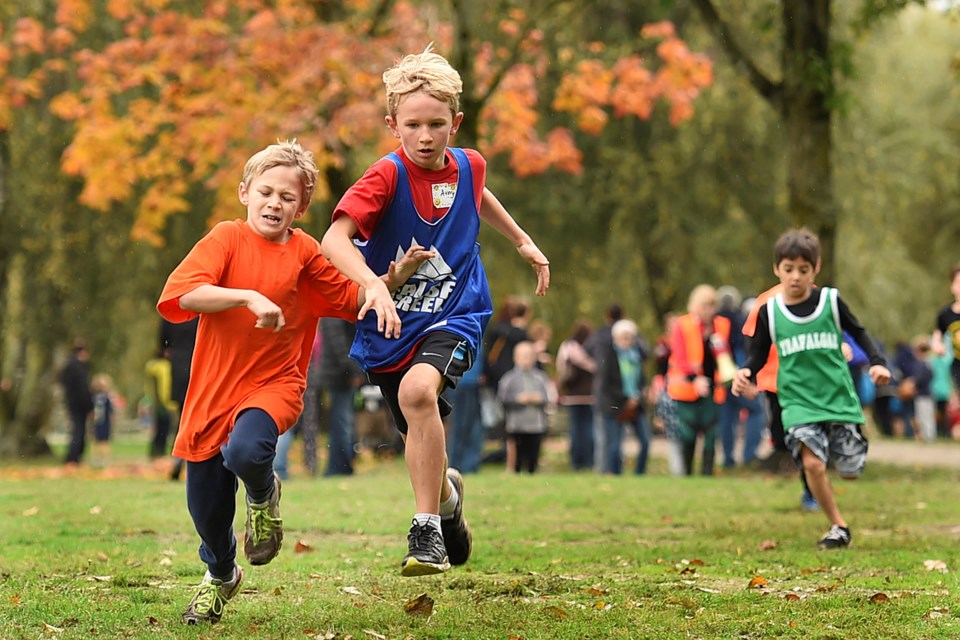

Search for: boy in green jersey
xmin=732 ymin=228 xmax=891 ymax=549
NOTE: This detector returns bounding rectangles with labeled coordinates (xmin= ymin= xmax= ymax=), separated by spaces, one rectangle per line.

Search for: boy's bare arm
xmin=179 ymin=284 xmax=286 ymax=332
xmin=322 ymin=216 xmax=403 ymax=338
xmin=478 ymin=188 xmax=550 ymax=296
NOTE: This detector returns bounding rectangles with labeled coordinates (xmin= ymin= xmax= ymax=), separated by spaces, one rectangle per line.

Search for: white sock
xmin=413 ymin=513 xmax=442 ymax=534
xmin=206 ymin=567 xmax=237 ymax=585
xmin=439 ymin=480 xmax=459 ymax=520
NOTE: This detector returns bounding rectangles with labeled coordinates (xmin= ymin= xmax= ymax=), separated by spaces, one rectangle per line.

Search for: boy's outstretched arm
xmin=322 ymin=216 xmax=403 ymax=338
xmin=479 ymin=188 xmax=550 ymax=296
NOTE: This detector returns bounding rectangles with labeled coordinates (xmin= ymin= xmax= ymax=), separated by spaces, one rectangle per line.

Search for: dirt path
xmin=646 ymin=434 xmax=960 ymax=469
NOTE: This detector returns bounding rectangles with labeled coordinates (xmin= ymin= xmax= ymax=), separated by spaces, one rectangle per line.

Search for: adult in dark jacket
xmin=160 ymin=317 xmax=198 ymax=480
xmin=319 ymin=317 xmax=363 ymax=475
xmin=61 ymin=340 xmax=94 ymax=465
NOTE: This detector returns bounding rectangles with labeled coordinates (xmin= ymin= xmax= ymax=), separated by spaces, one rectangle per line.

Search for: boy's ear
xmin=385 ymin=115 xmax=400 ymax=138
xmin=450 ymin=112 xmax=464 ymax=134
xmin=237 ymin=181 xmax=248 ymax=205
xmin=813 ymin=259 xmax=822 ymax=275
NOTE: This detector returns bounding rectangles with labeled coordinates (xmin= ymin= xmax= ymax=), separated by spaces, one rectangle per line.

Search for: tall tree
xmin=0 ymin=0 xmax=713 ymax=457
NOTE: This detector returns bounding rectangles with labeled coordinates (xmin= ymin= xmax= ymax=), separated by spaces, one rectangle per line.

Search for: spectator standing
xmin=61 ymin=339 xmax=94 ymax=466
xmin=497 ymin=342 xmax=555 ymax=473
xmin=667 ymin=285 xmax=731 ymax=476
xmin=144 ymin=348 xmax=178 ymax=460
xmin=91 ymin=373 xmax=115 ymax=468
xmin=555 ymin=319 xmax=596 ymax=471
xmin=930 ymin=342 xmax=952 ymax=438
xmin=317 ymin=317 xmax=363 ymax=476
xmin=715 ymin=286 xmax=765 ymax=467
xmin=585 ymin=302 xmax=624 ymax=472
xmin=482 ymin=296 xmax=531 ymax=468
xmin=595 ymin=319 xmax=650 ymax=475
xmin=911 ymin=335 xmax=936 ymax=442
xmin=447 ymin=354 xmax=484 ymax=474
xmin=932 ymin=262 xmax=960 ymax=389
xmin=273 ymin=328 xmax=323 ymax=479
xmin=160 ymin=317 xmax=198 ymax=480
xmin=652 ymin=312 xmax=684 ymax=476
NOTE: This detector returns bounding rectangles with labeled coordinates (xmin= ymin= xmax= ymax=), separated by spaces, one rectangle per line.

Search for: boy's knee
xmin=398 ymin=379 xmax=439 ymax=414
xmin=222 ymin=437 xmax=275 ymax=474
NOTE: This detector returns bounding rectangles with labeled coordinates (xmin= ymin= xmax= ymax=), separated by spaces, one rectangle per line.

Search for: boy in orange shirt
xmin=158 ymin=140 xmax=428 ymax=625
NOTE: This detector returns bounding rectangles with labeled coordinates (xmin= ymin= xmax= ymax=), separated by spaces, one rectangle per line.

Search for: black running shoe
xmin=818 ymin=525 xmax=851 ymax=550
xmin=440 ymin=468 xmax=473 ymax=565
xmin=401 ymin=520 xmax=450 ymax=577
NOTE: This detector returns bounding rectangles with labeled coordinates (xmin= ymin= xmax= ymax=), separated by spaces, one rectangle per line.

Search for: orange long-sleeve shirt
xmin=158 ymin=220 xmax=359 ymax=462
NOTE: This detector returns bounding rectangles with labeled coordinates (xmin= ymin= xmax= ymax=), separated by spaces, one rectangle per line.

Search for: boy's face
xmin=774 ymin=256 xmax=819 ymax=303
xmin=238 ymin=165 xmax=306 ymax=243
xmin=386 ymin=90 xmax=463 ymax=171
xmin=513 ymin=344 xmax=537 ymax=369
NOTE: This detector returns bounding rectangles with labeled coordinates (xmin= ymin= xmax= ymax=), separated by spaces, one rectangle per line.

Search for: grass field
xmin=1 ymin=433 xmax=959 ymax=639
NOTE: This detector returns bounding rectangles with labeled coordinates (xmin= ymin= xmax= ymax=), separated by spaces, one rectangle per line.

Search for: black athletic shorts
xmin=366 ymin=331 xmax=473 ymax=435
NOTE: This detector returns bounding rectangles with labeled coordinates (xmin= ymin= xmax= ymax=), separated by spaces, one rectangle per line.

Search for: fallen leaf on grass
xmin=759 ymin=540 xmax=777 ymax=550
xmin=96 ymin=552 xmax=108 ymax=562
xmin=747 ymin=576 xmax=767 ymax=589
xmin=89 ymin=506 xmax=102 ymax=515
xmin=22 ymin=507 xmax=39 ymax=517
xmin=295 ymin=540 xmax=314 ymax=553
xmin=696 ymin=587 xmax=720 ymax=594
xmin=363 ymin=630 xmax=387 ymax=639
xmin=869 ymin=592 xmax=889 ymax=604
xmin=341 ymin=586 xmax=362 ymax=596
xmin=42 ymin=623 xmax=63 ymax=634
xmin=926 ymin=607 xmax=950 ymax=619
xmin=403 ymin=593 xmax=433 ymax=617
xmin=923 ymin=560 xmax=948 ymax=573
xmin=784 ymin=593 xmax=801 ymax=601
xmin=543 ymin=605 xmax=569 ymax=620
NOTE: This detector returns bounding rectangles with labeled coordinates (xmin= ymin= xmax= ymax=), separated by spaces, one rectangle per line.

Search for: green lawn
xmin=1 ymin=437 xmax=959 ymax=639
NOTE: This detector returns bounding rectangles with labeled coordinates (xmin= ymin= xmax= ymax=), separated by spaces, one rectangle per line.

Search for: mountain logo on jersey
xmin=391 ymin=237 xmax=457 ymax=314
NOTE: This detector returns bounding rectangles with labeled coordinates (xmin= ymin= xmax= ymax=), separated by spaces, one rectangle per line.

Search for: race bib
xmin=432 ymin=182 xmax=457 ymax=209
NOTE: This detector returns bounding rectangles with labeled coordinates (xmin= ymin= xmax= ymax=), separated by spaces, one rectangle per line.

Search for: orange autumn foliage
xmin=1 ymin=1 xmax=712 ymax=245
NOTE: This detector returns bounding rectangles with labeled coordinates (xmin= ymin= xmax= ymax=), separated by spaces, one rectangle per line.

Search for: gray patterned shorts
xmin=784 ymin=422 xmax=869 ymax=478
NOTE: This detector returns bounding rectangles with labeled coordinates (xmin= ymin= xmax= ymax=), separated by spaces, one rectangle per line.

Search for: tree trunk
xmin=781 ymin=0 xmax=836 ymax=283
xmin=0 ymin=338 xmax=56 ymax=458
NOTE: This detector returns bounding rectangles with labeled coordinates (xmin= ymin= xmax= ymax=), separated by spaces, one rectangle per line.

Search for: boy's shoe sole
xmin=440 ymin=468 xmax=473 ymax=565
xmin=400 ymin=556 xmax=451 ymax=577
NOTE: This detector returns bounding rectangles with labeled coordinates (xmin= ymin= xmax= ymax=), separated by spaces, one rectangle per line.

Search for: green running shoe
xmin=244 ymin=472 xmax=283 ymax=565
xmin=182 ymin=565 xmax=243 ymax=625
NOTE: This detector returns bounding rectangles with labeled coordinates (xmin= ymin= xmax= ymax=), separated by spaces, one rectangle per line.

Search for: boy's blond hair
xmin=383 ymin=44 xmax=462 ymax=119
xmin=92 ymin=373 xmax=112 ymax=393
xmin=242 ymin=140 xmax=319 ymax=205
